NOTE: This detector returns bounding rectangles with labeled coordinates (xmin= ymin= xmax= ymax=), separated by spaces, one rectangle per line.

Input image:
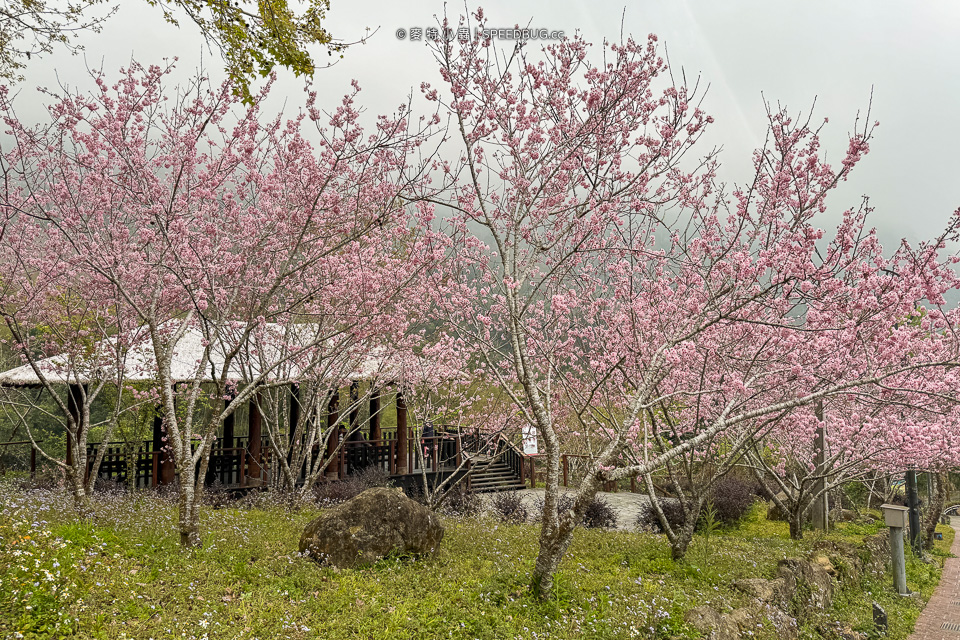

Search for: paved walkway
xmin=908 ymin=518 xmax=960 ymax=640
xmin=481 ymin=487 xmax=652 ymax=531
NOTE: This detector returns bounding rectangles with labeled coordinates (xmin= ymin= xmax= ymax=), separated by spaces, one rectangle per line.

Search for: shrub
xmin=708 ymin=476 xmax=757 ymax=527
xmin=488 ymin=490 xmax=529 ymax=524
xmin=533 ymin=492 xmax=617 ymax=528
xmin=92 ymin=477 xmax=128 ymax=495
xmin=202 ymin=480 xmax=233 ymax=509
xmin=438 ymin=483 xmax=482 ymax=518
xmin=533 ymin=492 xmax=577 ymax=522
xmin=17 ymin=467 xmax=63 ymax=491
xmin=582 ymin=495 xmax=617 ymax=529
xmin=636 ymin=498 xmax=688 ymax=533
xmin=313 ymin=466 xmax=394 ymax=507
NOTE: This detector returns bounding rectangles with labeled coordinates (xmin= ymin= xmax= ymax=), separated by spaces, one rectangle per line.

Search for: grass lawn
xmin=0 ymin=480 xmax=952 ymax=640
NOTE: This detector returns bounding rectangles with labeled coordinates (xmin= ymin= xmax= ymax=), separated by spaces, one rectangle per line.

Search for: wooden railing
xmin=495 ymin=436 xmax=537 ymax=488
xmin=85 ymin=437 xmax=270 ymax=489
xmin=0 ymin=440 xmax=42 ymax=477
xmin=559 ymin=453 xmax=634 ymax=492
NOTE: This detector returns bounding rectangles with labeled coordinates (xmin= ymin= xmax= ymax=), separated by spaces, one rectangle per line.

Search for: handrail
xmin=495 ymin=434 xmax=536 ymax=488
xmin=0 ymin=440 xmax=44 ymax=477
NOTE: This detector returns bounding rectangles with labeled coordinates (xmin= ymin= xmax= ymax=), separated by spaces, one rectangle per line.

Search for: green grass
xmin=0 ymin=484 xmax=951 ymax=640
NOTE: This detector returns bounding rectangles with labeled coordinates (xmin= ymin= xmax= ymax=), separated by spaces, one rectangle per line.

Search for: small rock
xmin=872 ymin=602 xmax=887 ymax=635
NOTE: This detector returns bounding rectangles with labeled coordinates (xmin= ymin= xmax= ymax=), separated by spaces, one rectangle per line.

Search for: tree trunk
xmin=531 ymin=521 xmax=576 ymax=599
xmin=67 ymin=467 xmax=91 ymax=517
xmin=789 ymin=507 xmax=804 ymax=540
xmin=924 ymin=473 xmax=948 ymax=550
xmin=671 ymin=521 xmax=697 ymax=561
xmin=178 ymin=480 xmax=202 ymax=547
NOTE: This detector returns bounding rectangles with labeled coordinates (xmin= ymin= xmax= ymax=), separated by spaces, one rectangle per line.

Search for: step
xmin=471 ymin=483 xmax=527 ymax=494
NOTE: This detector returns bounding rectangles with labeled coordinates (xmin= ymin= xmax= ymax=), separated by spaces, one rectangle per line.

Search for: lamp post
xmin=881 ymin=503 xmax=910 ymax=596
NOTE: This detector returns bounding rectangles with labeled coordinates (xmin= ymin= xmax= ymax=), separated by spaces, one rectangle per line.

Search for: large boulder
xmin=299 ymin=487 xmax=444 ymax=569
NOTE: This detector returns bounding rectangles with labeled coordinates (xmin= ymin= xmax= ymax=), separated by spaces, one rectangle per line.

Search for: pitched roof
xmin=0 ymin=323 xmax=391 ymax=387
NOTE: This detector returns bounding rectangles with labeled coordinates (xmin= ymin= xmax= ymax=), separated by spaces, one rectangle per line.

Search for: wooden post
xmin=349 ymin=381 xmax=360 ymax=435
xmin=152 ymin=409 xmax=175 ymax=486
xmin=288 ymin=384 xmax=299 ymax=467
xmin=30 ymin=446 xmax=36 ymax=479
xmin=222 ymin=399 xmax=235 ymax=485
xmin=369 ymin=387 xmax=381 ymax=441
xmin=562 ymin=455 xmax=569 ymax=487
xmin=530 ymin=458 xmax=535 ymax=488
xmin=66 ymin=384 xmax=83 ymax=468
xmin=396 ymin=388 xmax=408 ymax=475
xmin=630 ymin=476 xmax=637 ymax=493
xmin=326 ymin=390 xmax=340 ymax=479
xmin=248 ymin=392 xmax=263 ymax=482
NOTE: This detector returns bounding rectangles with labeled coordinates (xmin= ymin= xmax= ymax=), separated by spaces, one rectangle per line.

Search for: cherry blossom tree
xmin=0 ymin=244 xmax=144 ymax=512
xmin=0 ymin=60 xmax=444 ymax=546
xmin=426 ymin=9 xmax=960 ymax=597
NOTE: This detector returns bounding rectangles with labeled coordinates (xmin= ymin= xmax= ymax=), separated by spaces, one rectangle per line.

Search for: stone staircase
xmin=468 ymin=459 xmax=526 ymax=493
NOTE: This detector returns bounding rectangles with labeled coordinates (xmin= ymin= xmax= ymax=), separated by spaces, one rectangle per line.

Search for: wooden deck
xmin=79 ymin=431 xmax=526 ymax=491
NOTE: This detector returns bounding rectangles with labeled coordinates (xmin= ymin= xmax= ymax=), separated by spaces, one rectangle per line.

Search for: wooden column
xmin=325 ymin=389 xmax=339 ymax=479
xmin=289 ymin=384 xmax=300 ymax=445
xmin=396 ymin=388 xmax=408 ymax=475
xmin=65 ymin=384 xmax=84 ymax=468
xmin=349 ymin=381 xmax=360 ymax=436
xmin=222 ymin=399 xmax=235 ymax=484
xmin=152 ymin=409 xmax=175 ymax=487
xmin=247 ymin=392 xmax=262 ymax=482
xmin=369 ymin=387 xmax=381 ymax=441
xmin=288 ymin=384 xmax=300 ymax=466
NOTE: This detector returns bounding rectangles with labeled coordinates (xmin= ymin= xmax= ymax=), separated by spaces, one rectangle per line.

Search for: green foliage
xmin=146 ymin=0 xmax=341 ymax=102
xmin=0 ymin=480 xmax=951 ymax=640
xmin=697 ymin=499 xmax=720 ymax=574
xmin=826 ymin=524 xmax=953 ymax=640
xmin=0 ymin=0 xmax=343 ymax=104
xmin=0 ymin=509 xmax=81 ymax=638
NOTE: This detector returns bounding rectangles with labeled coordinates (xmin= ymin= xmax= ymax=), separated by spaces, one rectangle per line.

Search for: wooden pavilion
xmin=0 ymin=326 xmax=533 ymax=492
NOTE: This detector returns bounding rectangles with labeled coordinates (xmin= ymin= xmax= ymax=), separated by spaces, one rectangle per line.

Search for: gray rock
xmin=683 ymin=606 xmax=739 ymax=640
xmin=764 ymin=605 xmax=799 ymax=640
xmin=766 ymin=494 xmax=790 ymax=521
xmin=299 ymin=487 xmax=444 ymax=569
xmin=732 ymin=577 xmax=791 ymax=608
xmin=830 ymin=508 xmax=859 ymax=523
xmin=777 ymin=557 xmax=834 ymax=613
xmin=872 ymin=602 xmax=887 ymax=634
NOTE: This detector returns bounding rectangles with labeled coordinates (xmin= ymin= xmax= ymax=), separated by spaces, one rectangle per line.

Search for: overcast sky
xmin=16 ymin=0 xmax=960 ymax=250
